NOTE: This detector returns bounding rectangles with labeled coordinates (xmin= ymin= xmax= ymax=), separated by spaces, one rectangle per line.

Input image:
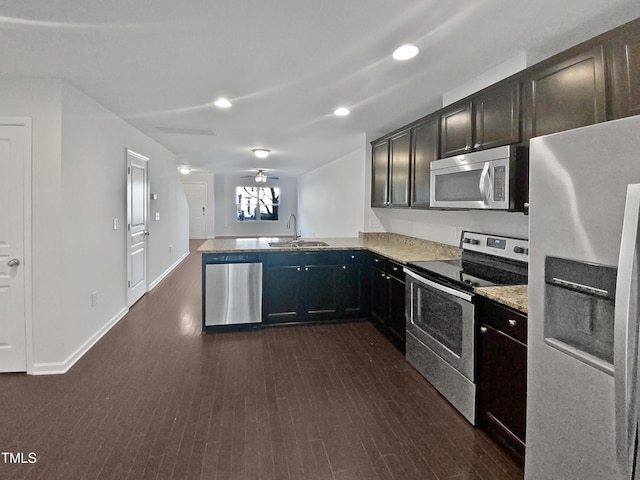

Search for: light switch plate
xmin=113 ymin=218 xmax=119 ymax=230
xmin=155 ymin=212 xmax=160 ymax=221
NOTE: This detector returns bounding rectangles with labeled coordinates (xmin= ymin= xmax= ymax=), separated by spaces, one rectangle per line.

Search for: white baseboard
xmin=149 ymin=249 xmax=190 ymax=290
xmin=31 ymin=307 xmax=129 ymax=375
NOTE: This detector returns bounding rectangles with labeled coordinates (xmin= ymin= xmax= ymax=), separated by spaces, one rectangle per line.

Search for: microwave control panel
xmin=493 ymin=166 xmax=506 ymax=202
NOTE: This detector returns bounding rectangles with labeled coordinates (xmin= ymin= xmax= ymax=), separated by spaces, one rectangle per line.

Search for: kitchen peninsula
xmin=198 ymin=232 xmax=528 ymax=347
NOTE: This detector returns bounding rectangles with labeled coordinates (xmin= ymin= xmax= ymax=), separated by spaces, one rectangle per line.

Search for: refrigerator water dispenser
xmin=544 ymin=256 xmax=617 ymax=374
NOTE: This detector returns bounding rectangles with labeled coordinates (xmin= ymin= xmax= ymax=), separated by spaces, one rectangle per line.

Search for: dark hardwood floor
xmin=0 ymin=240 xmax=523 ymax=480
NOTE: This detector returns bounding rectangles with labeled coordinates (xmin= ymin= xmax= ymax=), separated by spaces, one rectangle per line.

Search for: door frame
xmin=126 ymin=149 xmax=150 ymax=307
xmin=1 ymin=117 xmax=34 ymax=373
xmin=182 ymin=181 xmax=208 ymax=239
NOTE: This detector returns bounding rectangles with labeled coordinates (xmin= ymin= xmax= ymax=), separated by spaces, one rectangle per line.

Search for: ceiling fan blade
xmin=267 ymin=176 xmax=279 ymax=180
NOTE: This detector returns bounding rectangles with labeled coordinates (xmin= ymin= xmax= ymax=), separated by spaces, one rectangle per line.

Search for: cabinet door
xmin=263 ymin=265 xmax=302 ymax=323
xmin=341 ymin=264 xmax=366 ymax=318
xmin=607 ymin=25 xmax=640 ymax=119
xmin=370 ymin=267 xmax=388 ymax=329
xmin=474 ymin=82 xmax=521 ymax=150
xmin=386 ymin=275 xmax=406 ymax=354
xmin=389 ymin=130 xmax=411 ymax=207
xmin=411 ymin=117 xmax=439 ymax=208
xmin=479 ymin=325 xmax=527 ymax=458
xmin=304 ymin=265 xmax=339 ymax=320
xmin=440 ymin=102 xmax=473 ymax=157
xmin=526 ymin=46 xmax=606 ymax=138
xmin=371 ymin=140 xmax=389 ymax=207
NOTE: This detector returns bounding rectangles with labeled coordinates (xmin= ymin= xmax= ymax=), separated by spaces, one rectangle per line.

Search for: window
xmin=236 ymin=186 xmax=280 ymax=221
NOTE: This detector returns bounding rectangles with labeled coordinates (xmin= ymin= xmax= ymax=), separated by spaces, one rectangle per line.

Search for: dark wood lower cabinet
xmin=262 ymin=250 xmax=368 ymax=324
xmin=477 ymin=297 xmax=527 ymax=465
xmin=369 ymin=255 xmax=406 ymax=354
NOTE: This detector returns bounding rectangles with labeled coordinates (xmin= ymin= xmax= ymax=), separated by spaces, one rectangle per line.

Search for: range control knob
xmin=513 ymin=246 xmax=525 ymax=254
xmin=462 ymin=238 xmax=471 ymax=244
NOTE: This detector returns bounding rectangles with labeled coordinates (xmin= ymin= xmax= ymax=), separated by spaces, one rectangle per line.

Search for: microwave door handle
xmin=479 ymin=162 xmax=491 ymax=206
xmin=615 ymin=184 xmax=640 ymax=477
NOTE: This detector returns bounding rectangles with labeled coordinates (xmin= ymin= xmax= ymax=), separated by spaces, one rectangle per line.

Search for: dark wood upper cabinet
xmin=525 ymin=45 xmax=606 ymax=139
xmin=371 ymin=140 xmax=389 ymax=207
xmin=410 ymin=117 xmax=439 ymax=208
xmin=388 ymin=130 xmax=411 ymax=207
xmin=440 ymin=102 xmax=473 ymax=157
xmin=607 ymin=24 xmax=640 ymax=119
xmin=474 ymin=81 xmax=521 ymax=149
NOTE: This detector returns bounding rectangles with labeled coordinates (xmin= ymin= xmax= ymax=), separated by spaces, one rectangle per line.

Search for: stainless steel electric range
xmin=403 ymin=231 xmax=528 ymax=424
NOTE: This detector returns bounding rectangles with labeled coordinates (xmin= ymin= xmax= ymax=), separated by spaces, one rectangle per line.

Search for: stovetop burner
xmin=406 ymin=231 xmax=528 ymax=292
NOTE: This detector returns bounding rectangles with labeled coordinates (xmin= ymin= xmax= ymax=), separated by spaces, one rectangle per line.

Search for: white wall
xmin=297 ymin=142 xmax=366 ymax=238
xmin=0 ymin=76 xmax=189 ymax=373
xmin=213 ymin=174 xmax=297 ymax=237
xmin=180 ymin=172 xmax=215 ymax=238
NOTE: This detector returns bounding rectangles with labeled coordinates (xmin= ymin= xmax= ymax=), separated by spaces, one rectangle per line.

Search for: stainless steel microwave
xmin=429 ymin=145 xmax=528 ymax=211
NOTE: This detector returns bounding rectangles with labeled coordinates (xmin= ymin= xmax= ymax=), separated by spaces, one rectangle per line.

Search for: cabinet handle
xmin=508 ymin=319 xmax=517 ymax=327
xmin=342 ymin=265 xmax=347 ymax=269
xmin=297 ymin=267 xmax=301 ymax=271
xmin=392 ymin=266 xmax=398 ymax=271
xmin=305 ymin=267 xmax=309 ymax=271
xmin=465 ymin=145 xmax=471 ymax=151
xmin=351 ymin=255 xmax=355 ymax=259
xmin=480 ymin=326 xmax=487 ymax=333
xmin=474 ymin=143 xmax=480 ymax=149
xmin=524 ymin=202 xmax=530 ymax=209
xmin=381 ymin=273 xmax=386 ymax=278
xmin=374 ymin=258 xmax=380 ymax=263
xmin=386 ymin=275 xmax=391 ymax=280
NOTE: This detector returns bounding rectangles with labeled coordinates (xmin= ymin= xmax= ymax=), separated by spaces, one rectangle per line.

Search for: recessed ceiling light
xmin=178 ymin=166 xmax=191 ymax=174
xmin=214 ymin=98 xmax=232 ymax=108
xmin=334 ymin=107 xmax=350 ymax=117
xmin=392 ymin=44 xmax=419 ymax=61
xmin=252 ymin=148 xmax=270 ymax=158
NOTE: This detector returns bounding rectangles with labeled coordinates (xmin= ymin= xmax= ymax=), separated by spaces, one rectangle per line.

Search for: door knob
xmin=7 ymin=258 xmax=20 ymax=267
xmin=144 ymin=231 xmax=150 ymax=236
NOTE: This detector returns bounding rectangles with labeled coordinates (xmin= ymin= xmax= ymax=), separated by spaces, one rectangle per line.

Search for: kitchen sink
xmin=268 ymin=240 xmax=329 ymax=248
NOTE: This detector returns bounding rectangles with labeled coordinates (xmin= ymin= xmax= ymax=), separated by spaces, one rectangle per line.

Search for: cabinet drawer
xmin=371 ymin=254 xmax=386 ymax=269
xmin=478 ymin=298 xmax=527 ymax=344
xmin=343 ymin=250 xmax=369 ymax=264
xmin=302 ymin=251 xmax=341 ymax=265
xmin=262 ymin=252 xmax=302 ymax=266
xmin=386 ymin=260 xmax=405 ymax=281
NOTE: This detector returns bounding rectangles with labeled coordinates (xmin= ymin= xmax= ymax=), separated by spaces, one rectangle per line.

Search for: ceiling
xmin=1 ymin=1 xmax=639 ymax=179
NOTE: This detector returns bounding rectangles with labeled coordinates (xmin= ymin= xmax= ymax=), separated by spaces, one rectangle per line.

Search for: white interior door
xmin=127 ymin=150 xmax=149 ymax=306
xmin=183 ymin=182 xmax=207 ymax=239
xmin=0 ymin=120 xmax=30 ymax=373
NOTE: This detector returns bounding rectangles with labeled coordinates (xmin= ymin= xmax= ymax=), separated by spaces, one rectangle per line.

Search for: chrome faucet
xmin=286 ymin=213 xmax=299 ymax=240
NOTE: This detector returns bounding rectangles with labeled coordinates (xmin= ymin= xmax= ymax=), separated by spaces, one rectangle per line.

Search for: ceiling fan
xmin=241 ymin=169 xmax=279 ymax=183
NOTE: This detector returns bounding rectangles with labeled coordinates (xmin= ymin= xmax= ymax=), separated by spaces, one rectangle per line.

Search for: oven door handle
xmin=403 ymin=268 xmax=473 ymax=302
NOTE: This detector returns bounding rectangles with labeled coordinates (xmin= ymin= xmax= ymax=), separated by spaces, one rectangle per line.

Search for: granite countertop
xmin=198 ymin=233 xmax=528 ymax=312
xmin=475 ymin=285 xmax=528 ymax=314
xmin=197 ymin=232 xmax=462 ymax=265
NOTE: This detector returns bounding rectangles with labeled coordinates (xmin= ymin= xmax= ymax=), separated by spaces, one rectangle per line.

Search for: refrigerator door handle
xmin=614 ymin=184 xmax=640 ymax=478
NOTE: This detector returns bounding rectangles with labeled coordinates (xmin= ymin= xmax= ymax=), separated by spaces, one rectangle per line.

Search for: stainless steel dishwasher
xmin=204 ymin=254 xmax=262 ymax=327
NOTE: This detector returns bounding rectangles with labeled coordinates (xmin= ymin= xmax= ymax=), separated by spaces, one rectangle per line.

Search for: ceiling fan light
xmin=252 ymin=148 xmax=270 ymax=159
xmin=255 ymin=170 xmax=267 ymax=183
xmin=178 ymin=166 xmax=191 ymax=174
xmin=392 ymin=44 xmax=419 ymax=61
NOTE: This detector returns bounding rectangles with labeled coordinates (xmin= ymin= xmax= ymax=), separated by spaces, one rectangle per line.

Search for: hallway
xmin=0 ymin=240 xmax=523 ymax=480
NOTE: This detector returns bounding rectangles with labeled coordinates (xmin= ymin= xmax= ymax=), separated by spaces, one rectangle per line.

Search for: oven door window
xmin=414 ymin=285 xmax=464 ymax=355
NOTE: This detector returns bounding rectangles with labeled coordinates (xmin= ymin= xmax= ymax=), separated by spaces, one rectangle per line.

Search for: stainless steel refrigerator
xmin=528 ymin=114 xmax=640 ymax=479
